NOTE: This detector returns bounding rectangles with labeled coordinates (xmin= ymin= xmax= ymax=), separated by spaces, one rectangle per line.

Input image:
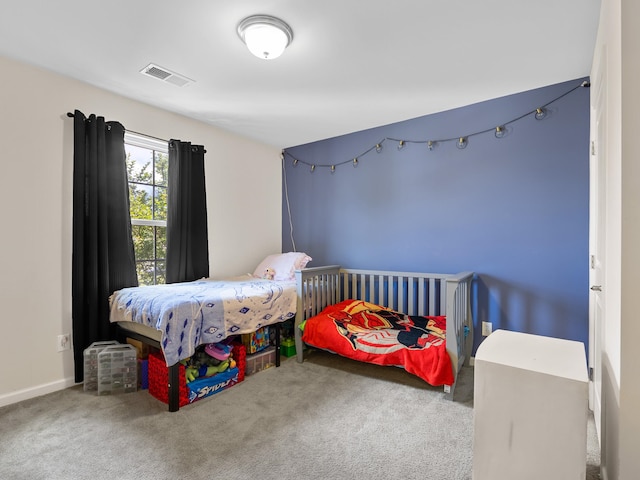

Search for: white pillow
xmin=252 ymin=252 xmax=312 ymax=281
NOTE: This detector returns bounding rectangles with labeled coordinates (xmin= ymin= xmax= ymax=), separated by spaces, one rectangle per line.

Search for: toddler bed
xmin=293 ymin=266 xmax=474 ymax=399
xmin=108 ymin=252 xmax=311 ymax=411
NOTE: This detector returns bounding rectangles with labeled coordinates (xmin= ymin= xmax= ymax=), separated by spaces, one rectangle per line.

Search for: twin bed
xmin=109 ymin=256 xmax=474 ymax=411
xmin=109 ymin=252 xmax=312 ymax=411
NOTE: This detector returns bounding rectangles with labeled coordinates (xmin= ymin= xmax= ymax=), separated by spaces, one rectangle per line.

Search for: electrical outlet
xmin=482 ymin=321 xmax=493 ymax=336
xmin=57 ymin=334 xmax=71 ymax=352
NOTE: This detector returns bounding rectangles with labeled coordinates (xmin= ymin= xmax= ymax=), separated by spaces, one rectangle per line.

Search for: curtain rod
xmin=66 ymin=112 xmax=169 ymax=143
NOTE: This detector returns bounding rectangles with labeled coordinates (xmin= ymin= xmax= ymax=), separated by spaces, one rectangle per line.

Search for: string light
xmin=281 ymin=81 xmax=587 ymax=174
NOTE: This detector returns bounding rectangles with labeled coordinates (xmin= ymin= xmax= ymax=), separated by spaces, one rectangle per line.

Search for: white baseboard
xmin=4 ymin=356 xmax=474 ymax=407
xmin=0 ymin=377 xmax=77 ymax=408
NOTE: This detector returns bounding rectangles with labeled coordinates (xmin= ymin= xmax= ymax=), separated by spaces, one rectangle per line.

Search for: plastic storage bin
xmin=83 ymin=340 xmax=120 ymax=392
xmin=245 ymin=346 xmax=276 ymax=375
xmin=281 ymin=338 xmax=296 ymax=357
xmin=148 ymin=343 xmax=246 ymax=407
xmin=138 ymin=358 xmax=149 ymax=390
xmin=97 ymin=344 xmax=138 ymax=395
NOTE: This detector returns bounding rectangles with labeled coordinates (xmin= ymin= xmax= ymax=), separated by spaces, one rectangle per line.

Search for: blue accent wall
xmin=282 ymin=78 xmax=590 ymax=353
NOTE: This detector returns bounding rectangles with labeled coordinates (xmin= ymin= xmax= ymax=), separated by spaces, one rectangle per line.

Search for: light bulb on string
xmin=292 ymin=158 xmax=298 ymax=166
xmin=282 ymin=81 xmax=585 ymax=174
xmin=330 ymin=165 xmax=335 ymax=173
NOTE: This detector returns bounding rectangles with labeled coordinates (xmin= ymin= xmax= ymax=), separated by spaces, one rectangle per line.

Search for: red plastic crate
xmin=233 ymin=342 xmax=246 ymax=381
xmin=148 ymin=343 xmax=246 ymax=407
xmin=148 ymin=351 xmax=190 ymax=407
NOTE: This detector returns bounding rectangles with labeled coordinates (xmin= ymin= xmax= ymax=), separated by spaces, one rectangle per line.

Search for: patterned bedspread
xmin=301 ymin=299 xmax=454 ymax=386
xmin=109 ymin=275 xmax=296 ymax=366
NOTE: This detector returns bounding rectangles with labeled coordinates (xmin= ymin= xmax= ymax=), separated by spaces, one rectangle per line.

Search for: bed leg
xmin=295 ymin=331 xmax=304 ymax=363
xmin=168 ymin=363 xmax=180 ymax=412
xmin=444 ymin=381 xmax=456 ymax=401
xmin=275 ymin=323 xmax=281 ymax=367
xmin=444 ymin=386 xmax=454 ymax=401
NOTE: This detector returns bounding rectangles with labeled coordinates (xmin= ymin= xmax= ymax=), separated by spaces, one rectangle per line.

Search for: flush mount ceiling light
xmin=237 ymin=15 xmax=293 ymax=60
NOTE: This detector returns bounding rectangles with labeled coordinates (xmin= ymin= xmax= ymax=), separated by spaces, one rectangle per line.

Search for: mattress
xmin=110 ymin=275 xmax=296 ymax=365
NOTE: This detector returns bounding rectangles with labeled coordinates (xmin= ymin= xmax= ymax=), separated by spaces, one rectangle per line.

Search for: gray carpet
xmin=1 ymin=350 xmax=600 ymax=480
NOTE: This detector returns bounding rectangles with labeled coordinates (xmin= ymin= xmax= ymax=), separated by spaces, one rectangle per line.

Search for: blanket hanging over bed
xmin=109 ymin=276 xmax=296 ymax=366
xmin=301 ymin=299 xmax=454 ymax=386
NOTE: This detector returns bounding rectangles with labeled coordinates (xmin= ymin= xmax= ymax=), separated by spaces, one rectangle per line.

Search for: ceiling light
xmin=237 ymin=15 xmax=293 ymax=60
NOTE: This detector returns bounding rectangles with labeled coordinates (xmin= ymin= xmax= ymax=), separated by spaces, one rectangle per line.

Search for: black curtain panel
xmin=166 ymin=139 xmax=209 ymax=283
xmin=71 ymin=110 xmax=138 ymax=382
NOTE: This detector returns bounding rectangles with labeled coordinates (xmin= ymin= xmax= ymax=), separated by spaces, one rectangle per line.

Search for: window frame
xmin=124 ymin=132 xmax=169 ymax=285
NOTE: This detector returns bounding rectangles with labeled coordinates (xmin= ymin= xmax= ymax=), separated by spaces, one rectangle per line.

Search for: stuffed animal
xmin=262 ymin=267 xmax=275 ymax=280
xmin=180 ymin=351 xmax=236 ymax=383
xmin=184 ymin=359 xmax=234 ymax=383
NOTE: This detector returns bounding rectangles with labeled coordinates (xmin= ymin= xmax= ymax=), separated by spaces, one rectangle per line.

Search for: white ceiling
xmin=0 ymin=0 xmax=601 ymax=148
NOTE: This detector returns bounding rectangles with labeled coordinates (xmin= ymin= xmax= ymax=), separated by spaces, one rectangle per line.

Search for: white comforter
xmin=109 ymin=275 xmax=296 ymax=365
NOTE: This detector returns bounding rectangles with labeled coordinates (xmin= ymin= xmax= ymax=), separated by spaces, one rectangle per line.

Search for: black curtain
xmin=166 ymin=139 xmax=209 ymax=283
xmin=71 ymin=110 xmax=138 ymax=382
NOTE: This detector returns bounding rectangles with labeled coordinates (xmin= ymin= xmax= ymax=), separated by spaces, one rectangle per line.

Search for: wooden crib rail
xmin=445 ymin=271 xmax=474 ymax=398
xmin=294 ymin=266 xmax=474 ymax=400
xmin=337 ymin=268 xmax=452 ymax=316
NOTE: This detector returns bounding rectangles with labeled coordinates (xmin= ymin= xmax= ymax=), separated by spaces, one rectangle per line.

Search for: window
xmin=125 ymin=133 xmax=168 ymax=285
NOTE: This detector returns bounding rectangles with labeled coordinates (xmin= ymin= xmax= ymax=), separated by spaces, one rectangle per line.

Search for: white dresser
xmin=472 ymin=329 xmax=589 ymax=480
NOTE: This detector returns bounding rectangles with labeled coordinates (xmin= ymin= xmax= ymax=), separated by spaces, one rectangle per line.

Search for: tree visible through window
xmin=125 ymin=133 xmax=168 ymax=285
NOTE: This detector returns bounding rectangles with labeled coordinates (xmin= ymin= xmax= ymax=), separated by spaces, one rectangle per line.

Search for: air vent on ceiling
xmin=139 ymin=63 xmax=194 ymax=87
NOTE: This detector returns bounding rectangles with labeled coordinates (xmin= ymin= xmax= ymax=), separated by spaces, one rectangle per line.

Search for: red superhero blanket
xmin=301 ymin=299 xmax=454 ymax=386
